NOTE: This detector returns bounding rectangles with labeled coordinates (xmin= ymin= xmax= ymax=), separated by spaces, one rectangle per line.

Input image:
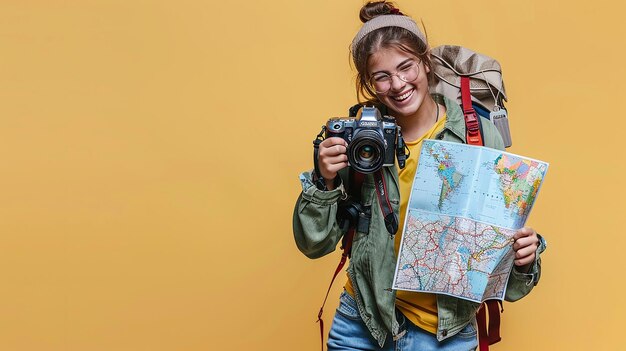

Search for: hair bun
xmin=359 ymin=1 xmax=403 ymax=23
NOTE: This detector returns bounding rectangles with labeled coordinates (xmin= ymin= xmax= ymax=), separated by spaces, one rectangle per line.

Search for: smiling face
xmin=367 ymin=46 xmax=431 ymax=119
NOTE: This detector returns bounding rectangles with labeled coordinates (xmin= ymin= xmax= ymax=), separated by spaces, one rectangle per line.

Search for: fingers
xmin=320 ymin=137 xmax=348 ymax=155
xmin=513 ymin=227 xmax=535 ymax=240
xmin=512 ymin=235 xmax=539 ymax=251
xmin=318 ymin=137 xmax=349 ymax=179
xmin=512 ymin=227 xmax=539 ymax=266
xmin=514 ymin=256 xmax=535 ymax=267
xmin=513 ymin=246 xmax=536 ymax=266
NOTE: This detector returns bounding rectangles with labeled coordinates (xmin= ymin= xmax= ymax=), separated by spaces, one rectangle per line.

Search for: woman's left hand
xmin=512 ymin=227 xmax=539 ymax=271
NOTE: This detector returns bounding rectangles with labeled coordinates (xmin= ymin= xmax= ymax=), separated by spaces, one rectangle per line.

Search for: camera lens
xmin=358 ymin=145 xmax=375 ymax=161
xmin=348 ymin=130 xmax=385 ymax=174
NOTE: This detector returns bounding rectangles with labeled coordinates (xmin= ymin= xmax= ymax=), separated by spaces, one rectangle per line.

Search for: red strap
xmin=316 ymin=242 xmax=351 ymax=351
xmin=477 ymin=300 xmax=503 ymax=351
xmin=316 ymin=229 xmax=354 ymax=351
xmin=317 ymin=171 xmax=365 ymax=351
xmin=462 ymin=78 xmax=496 ymax=348
xmin=460 ymin=76 xmax=484 ymax=146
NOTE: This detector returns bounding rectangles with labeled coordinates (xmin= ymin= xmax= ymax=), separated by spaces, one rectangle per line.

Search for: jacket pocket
xmin=456 ymin=321 xmax=477 ymax=339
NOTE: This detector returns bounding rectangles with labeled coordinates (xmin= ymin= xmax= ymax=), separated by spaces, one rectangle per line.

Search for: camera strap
xmin=345 ymin=169 xmax=396 ymax=236
xmin=373 ymin=169 xmax=398 ymax=235
xmin=313 ymin=126 xmax=326 ymax=181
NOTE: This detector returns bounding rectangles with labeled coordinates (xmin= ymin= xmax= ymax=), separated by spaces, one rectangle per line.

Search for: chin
xmin=394 ymin=106 xmax=418 ymax=118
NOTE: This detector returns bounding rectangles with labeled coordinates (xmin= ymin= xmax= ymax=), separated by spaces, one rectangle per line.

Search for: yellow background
xmin=1 ymin=0 xmax=624 ymax=350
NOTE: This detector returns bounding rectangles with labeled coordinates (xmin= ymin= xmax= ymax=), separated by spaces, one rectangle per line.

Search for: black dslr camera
xmin=325 ymin=106 xmax=407 ymax=174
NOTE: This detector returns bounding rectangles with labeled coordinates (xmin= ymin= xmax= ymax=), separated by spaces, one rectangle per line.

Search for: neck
xmin=396 ymin=97 xmax=440 ymax=142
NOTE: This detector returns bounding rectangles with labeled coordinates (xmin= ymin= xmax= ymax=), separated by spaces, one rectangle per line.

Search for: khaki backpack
xmin=430 ymin=45 xmax=512 ymax=147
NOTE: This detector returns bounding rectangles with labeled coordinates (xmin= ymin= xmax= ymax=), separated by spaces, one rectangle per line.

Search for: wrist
xmin=325 ymin=177 xmax=337 ymax=190
xmin=314 ymin=174 xmax=339 ymax=191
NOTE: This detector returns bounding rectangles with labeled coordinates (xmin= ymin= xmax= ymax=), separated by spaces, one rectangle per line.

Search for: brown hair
xmin=352 ymin=1 xmax=432 ymax=104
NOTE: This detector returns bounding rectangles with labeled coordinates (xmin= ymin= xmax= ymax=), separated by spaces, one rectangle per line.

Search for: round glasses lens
xmin=400 ymin=64 xmax=419 ymax=83
xmin=371 ymin=80 xmax=390 ymax=94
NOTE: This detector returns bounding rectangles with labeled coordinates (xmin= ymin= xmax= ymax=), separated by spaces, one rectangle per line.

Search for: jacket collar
xmin=432 ymin=94 xmax=467 ymax=143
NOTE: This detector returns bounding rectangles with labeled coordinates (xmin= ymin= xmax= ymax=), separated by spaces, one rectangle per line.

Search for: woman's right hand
xmin=318 ymin=137 xmax=349 ymax=189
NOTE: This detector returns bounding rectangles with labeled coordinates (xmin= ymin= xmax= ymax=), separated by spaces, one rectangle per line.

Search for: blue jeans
xmin=327 ymin=291 xmax=478 ymax=351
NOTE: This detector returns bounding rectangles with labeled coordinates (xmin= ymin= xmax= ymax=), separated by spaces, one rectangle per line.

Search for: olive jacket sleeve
xmin=292 ymin=170 xmax=346 ymax=259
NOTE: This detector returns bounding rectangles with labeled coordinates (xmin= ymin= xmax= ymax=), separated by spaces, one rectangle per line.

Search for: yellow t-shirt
xmin=345 ymin=113 xmax=447 ymax=335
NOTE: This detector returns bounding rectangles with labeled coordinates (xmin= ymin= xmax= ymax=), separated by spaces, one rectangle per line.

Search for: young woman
xmin=293 ymin=2 xmax=546 ymax=350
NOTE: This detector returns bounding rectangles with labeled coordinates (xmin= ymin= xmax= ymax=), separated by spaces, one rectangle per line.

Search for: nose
xmin=389 ymin=74 xmax=406 ymax=92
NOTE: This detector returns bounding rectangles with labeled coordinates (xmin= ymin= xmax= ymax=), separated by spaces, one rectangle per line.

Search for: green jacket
xmin=293 ymin=95 xmax=546 ymax=347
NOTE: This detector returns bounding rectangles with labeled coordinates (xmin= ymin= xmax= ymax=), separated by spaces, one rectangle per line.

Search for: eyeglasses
xmin=368 ymin=60 xmax=421 ymax=94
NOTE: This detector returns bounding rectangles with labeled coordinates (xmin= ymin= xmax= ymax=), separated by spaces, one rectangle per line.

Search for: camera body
xmin=325 ymin=106 xmax=406 ymax=174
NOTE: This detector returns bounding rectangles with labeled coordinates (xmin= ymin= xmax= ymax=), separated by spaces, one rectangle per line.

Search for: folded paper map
xmin=392 ymin=140 xmax=548 ymax=303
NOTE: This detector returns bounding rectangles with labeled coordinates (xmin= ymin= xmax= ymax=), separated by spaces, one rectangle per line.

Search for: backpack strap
xmin=477 ymin=300 xmax=503 ymax=351
xmin=461 ymin=76 xmax=485 ymax=146
xmin=316 ymin=170 xmax=365 ymax=351
xmin=315 ymin=230 xmax=353 ymax=351
xmin=461 ymin=77 xmax=504 ymax=350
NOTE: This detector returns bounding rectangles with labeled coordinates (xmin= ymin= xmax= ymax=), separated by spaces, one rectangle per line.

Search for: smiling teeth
xmin=393 ymin=90 xmax=413 ymax=101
